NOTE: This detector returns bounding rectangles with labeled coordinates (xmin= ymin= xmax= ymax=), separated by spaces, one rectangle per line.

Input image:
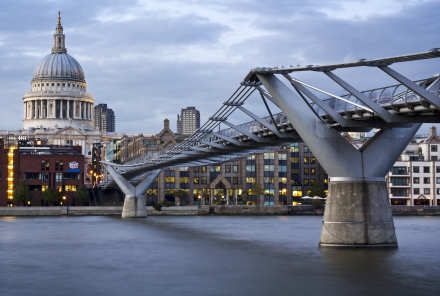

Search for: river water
xmin=0 ymin=215 xmax=439 ymax=296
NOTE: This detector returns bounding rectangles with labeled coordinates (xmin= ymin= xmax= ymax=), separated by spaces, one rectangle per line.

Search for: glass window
xmin=424 ymin=166 xmax=430 ymax=173
xmin=55 ymin=173 xmax=63 ymax=182
xmin=246 ymin=165 xmax=256 ymax=172
xmin=392 ymin=167 xmax=408 ymax=175
xmin=264 ymin=165 xmax=274 ymax=171
xmin=290 ymin=143 xmax=299 ymax=153
xmin=431 ymin=145 xmax=438 ymax=152
xmin=413 ymin=177 xmax=419 ymax=184
xmin=424 ymin=188 xmax=430 ymax=195
xmin=391 ymin=177 xmax=408 ymax=186
xmin=246 ymin=177 xmax=256 ymax=183
xmin=423 ymin=177 xmax=430 ymax=184
xmin=278 ymin=165 xmax=287 ymax=172
xmin=413 ymin=188 xmax=420 ymax=195
xmin=436 ymin=177 xmax=440 ymax=184
xmin=232 ymin=165 xmax=238 ymax=173
xmin=225 ymin=165 xmax=231 ymax=173
xmin=413 ymin=166 xmax=419 ymax=173
xmin=264 ymin=152 xmax=275 ymax=159
xmin=278 ymin=153 xmax=287 ymax=160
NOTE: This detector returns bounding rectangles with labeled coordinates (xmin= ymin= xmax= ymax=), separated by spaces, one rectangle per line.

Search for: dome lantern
xmin=52 ymin=11 xmax=67 ymax=54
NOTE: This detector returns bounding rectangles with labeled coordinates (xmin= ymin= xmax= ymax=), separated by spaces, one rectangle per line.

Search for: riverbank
xmin=0 ymin=205 xmax=439 ymax=216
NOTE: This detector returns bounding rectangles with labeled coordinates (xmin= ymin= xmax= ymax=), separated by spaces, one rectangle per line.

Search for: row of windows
xmin=34 ymin=82 xmax=85 ymax=89
xmin=412 ymin=166 xmax=440 ymax=173
xmin=412 ymin=177 xmax=440 ymax=184
xmin=413 ymin=188 xmax=440 ymax=195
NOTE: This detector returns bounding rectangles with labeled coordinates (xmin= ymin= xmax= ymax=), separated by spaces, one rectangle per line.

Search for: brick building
xmin=0 ymin=139 xmax=85 ymax=206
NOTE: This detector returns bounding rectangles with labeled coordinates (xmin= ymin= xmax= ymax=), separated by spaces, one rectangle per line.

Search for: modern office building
xmin=177 ymin=106 xmax=200 ymax=135
xmin=129 ymin=142 xmax=328 ymax=206
xmin=94 ymin=104 xmax=116 ymax=133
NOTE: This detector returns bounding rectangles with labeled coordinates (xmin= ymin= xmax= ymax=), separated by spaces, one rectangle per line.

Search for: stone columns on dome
xmin=66 ymin=100 xmax=70 ymax=119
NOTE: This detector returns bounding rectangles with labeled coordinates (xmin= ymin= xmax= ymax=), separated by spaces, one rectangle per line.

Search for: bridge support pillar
xmin=103 ymin=165 xmax=161 ymax=218
xmin=122 ymin=194 xmax=147 ymax=218
xmin=256 ymin=73 xmax=437 ymax=248
xmin=320 ymin=178 xmax=396 ymax=247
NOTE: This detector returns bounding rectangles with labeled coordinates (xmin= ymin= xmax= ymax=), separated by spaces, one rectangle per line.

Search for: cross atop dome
xmin=52 ymin=11 xmax=66 ymax=53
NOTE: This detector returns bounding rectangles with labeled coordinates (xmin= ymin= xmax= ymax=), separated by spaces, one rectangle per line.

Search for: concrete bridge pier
xmin=104 ymin=165 xmax=161 ymax=218
xmin=257 ymin=73 xmax=432 ymax=247
xmin=321 ymin=178 xmax=396 ymax=247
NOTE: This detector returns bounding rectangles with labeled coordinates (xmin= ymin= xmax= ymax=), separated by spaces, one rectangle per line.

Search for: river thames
xmin=0 ymin=215 xmax=439 ymax=295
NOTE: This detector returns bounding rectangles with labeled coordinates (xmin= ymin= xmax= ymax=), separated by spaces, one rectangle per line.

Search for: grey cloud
xmin=0 ymin=0 xmax=438 ymax=135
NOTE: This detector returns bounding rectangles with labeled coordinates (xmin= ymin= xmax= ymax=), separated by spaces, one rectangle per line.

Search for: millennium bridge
xmin=102 ymin=49 xmax=440 ymax=247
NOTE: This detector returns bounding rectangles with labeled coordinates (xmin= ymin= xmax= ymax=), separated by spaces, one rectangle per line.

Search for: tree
xmin=310 ymin=182 xmax=325 ymax=197
xmin=75 ymin=185 xmax=90 ymax=206
xmin=14 ymin=180 xmax=31 ymax=206
xmin=41 ymin=188 xmax=62 ymax=206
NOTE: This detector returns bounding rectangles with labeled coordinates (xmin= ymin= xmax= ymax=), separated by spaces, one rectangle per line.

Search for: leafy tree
xmin=14 ymin=180 xmax=31 ymax=206
xmin=75 ymin=185 xmax=90 ymax=206
xmin=41 ymin=188 xmax=62 ymax=206
xmin=310 ymin=182 xmax=325 ymax=197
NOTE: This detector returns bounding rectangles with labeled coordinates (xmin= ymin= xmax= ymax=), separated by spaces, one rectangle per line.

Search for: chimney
xmin=164 ymin=118 xmax=169 ymax=130
xmin=430 ymin=126 xmax=437 ymax=137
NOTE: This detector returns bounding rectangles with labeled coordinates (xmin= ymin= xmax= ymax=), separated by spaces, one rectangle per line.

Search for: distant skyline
xmin=0 ymin=0 xmax=439 ymax=134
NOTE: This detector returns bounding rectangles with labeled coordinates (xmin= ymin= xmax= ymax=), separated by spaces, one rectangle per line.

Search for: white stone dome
xmin=33 ymin=52 xmax=85 ymax=83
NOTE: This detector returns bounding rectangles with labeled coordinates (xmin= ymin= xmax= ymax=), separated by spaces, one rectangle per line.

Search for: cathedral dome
xmin=32 ymin=11 xmax=85 ymax=83
xmin=33 ymin=52 xmax=85 ymax=82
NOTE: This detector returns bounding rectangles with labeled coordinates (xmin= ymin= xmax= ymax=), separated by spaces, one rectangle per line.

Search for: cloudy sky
xmin=0 ymin=0 xmax=439 ymax=134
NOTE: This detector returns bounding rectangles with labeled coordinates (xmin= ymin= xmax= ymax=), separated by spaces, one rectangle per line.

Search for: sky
xmin=0 ymin=0 xmax=439 ymax=134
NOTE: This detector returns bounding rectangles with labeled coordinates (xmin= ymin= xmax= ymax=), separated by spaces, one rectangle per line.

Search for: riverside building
xmin=0 ymin=138 xmax=84 ymax=206
xmin=121 ymin=143 xmax=328 ymax=205
xmin=387 ymin=126 xmax=440 ymax=205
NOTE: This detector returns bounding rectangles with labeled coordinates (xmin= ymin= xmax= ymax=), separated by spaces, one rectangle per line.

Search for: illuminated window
xmin=65 ymin=185 xmax=77 ymax=192
xmin=246 ymin=177 xmax=256 ymax=183
xmin=278 ymin=153 xmax=287 ymax=160
xmin=165 ymin=177 xmax=175 ymax=183
xmin=290 ymin=143 xmax=299 ymax=153
xmin=193 ymin=177 xmax=199 ymax=184
xmin=291 ymin=157 xmax=299 ymax=163
xmin=264 ymin=152 xmax=275 ymax=159
xmin=292 ymin=190 xmax=302 ymax=197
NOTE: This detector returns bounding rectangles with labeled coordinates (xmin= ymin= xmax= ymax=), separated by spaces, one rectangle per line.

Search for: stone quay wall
xmin=0 ymin=205 xmax=439 ymax=216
